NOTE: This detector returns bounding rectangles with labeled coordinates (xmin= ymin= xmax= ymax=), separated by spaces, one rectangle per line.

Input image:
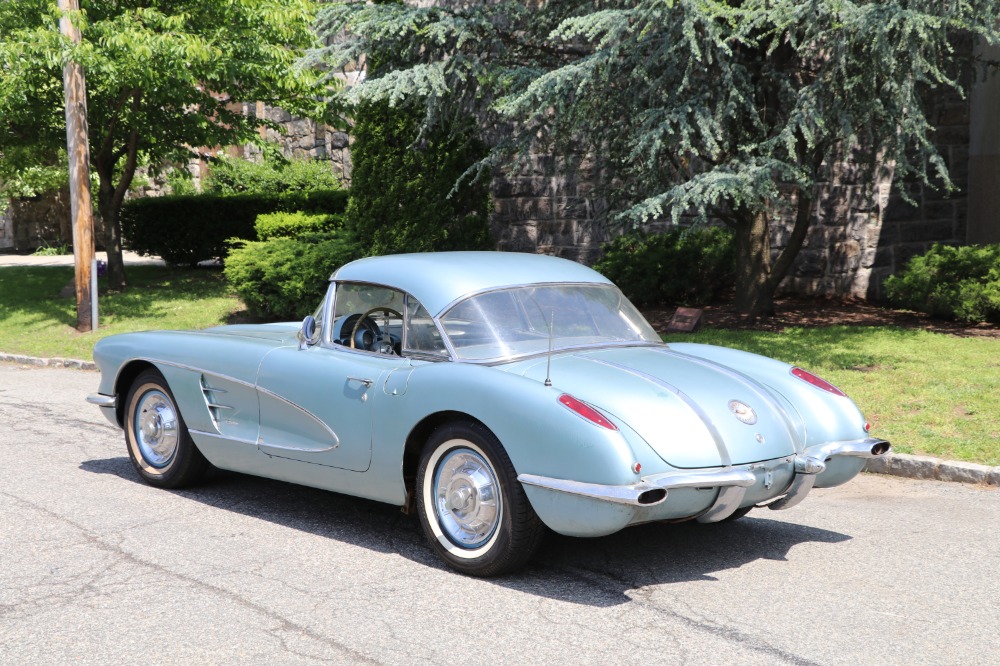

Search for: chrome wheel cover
xmin=433 ymin=448 xmax=502 ymax=549
xmin=133 ymin=389 xmax=179 ymax=468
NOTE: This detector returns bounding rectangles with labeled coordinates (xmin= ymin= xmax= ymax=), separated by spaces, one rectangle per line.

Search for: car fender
xmin=92 ymin=330 xmax=279 ymax=434
xmin=369 ymin=361 xmax=645 ymax=492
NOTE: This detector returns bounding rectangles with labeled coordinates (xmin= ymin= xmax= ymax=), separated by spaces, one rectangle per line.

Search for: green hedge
xmin=885 ymin=243 xmax=1000 ymax=323
xmin=121 ymin=190 xmax=349 ymax=265
xmin=255 ymin=211 xmax=343 ymax=241
xmin=225 ymin=231 xmax=362 ymax=321
xmin=594 ymin=226 xmax=736 ymax=307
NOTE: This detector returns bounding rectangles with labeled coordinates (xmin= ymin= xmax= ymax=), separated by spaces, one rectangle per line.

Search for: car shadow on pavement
xmin=81 ymin=456 xmax=852 ymax=606
xmin=507 ymin=518 xmax=851 ymax=606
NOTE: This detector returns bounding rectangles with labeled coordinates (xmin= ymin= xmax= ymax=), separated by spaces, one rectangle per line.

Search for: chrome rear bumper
xmin=86 ymin=393 xmax=117 ymax=408
xmin=766 ymin=437 xmax=891 ymax=511
xmin=517 ymin=437 xmax=891 ymax=522
xmin=518 ymin=467 xmax=756 ymax=508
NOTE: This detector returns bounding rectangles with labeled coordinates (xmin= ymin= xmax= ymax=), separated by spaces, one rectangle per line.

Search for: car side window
xmin=404 ymin=299 xmax=448 ymax=358
xmin=332 ymin=283 xmax=405 ymax=355
xmin=330 ymin=284 xmax=447 ymax=358
xmin=310 ymin=288 xmax=331 ymax=346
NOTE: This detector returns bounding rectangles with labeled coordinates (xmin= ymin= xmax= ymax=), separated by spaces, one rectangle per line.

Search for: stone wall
xmin=0 ymin=207 xmax=12 ymax=250
xmin=0 ymin=187 xmax=110 ymax=253
xmin=255 ymin=103 xmax=353 ymax=186
xmin=485 ymin=151 xmax=900 ymax=299
xmin=489 ymin=154 xmax=610 ymax=265
xmin=968 ymin=39 xmax=1000 ymax=245
xmin=866 ymin=85 xmax=972 ymax=299
xmin=1 ymin=189 xmax=73 ymax=252
xmin=773 ymin=160 xmax=894 ymax=300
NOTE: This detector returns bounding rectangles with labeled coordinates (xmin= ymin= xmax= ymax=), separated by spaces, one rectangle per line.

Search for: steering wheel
xmin=350 ymin=307 xmax=403 ymax=354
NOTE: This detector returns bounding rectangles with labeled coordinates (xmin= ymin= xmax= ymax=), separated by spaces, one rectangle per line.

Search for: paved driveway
xmin=1 ymin=364 xmax=998 ymax=665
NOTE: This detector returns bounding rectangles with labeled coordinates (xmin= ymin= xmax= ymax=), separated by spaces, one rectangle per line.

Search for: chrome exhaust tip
xmin=870 ymin=440 xmax=891 ymax=456
xmin=636 ymin=488 xmax=668 ymax=505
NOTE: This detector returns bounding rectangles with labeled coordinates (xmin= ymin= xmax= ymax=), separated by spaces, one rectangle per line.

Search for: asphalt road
xmin=2 ymin=364 xmax=998 ymax=665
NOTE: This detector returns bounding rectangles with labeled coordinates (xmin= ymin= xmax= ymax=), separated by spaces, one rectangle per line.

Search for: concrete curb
xmin=1 ymin=352 xmax=997 ymax=487
xmin=0 ymin=352 xmax=96 ymax=371
xmin=864 ymin=454 xmax=1000 ymax=486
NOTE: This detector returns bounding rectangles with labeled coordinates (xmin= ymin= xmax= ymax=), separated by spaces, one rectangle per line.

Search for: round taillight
xmin=791 ymin=367 xmax=846 ymax=397
xmin=558 ymin=394 xmax=618 ymax=430
xmin=864 ymin=422 xmax=872 ymax=433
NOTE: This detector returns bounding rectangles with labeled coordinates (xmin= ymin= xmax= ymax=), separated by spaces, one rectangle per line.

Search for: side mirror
xmin=298 ymin=315 xmax=318 ymax=350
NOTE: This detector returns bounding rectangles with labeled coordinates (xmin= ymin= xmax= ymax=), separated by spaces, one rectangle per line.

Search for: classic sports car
xmin=88 ymin=252 xmax=889 ymax=576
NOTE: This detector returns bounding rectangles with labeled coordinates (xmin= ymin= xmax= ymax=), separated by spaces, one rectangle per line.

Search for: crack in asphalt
xmin=0 ymin=395 xmax=116 ymax=438
xmin=551 ymin=564 xmax=822 ymax=666
xmin=0 ymin=489 xmax=381 ymax=665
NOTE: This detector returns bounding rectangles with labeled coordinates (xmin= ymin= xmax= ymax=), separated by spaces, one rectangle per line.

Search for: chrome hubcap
xmin=134 ymin=390 xmax=179 ymax=468
xmin=433 ymin=448 xmax=501 ymax=549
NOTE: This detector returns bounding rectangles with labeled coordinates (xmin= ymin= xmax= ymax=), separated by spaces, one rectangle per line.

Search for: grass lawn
xmin=665 ymin=327 xmax=1000 ymax=466
xmin=0 ymin=264 xmax=996 ymax=465
xmin=0 ymin=265 xmax=245 ymax=361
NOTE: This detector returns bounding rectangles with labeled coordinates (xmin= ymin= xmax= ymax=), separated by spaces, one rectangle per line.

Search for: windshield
xmin=440 ymin=284 xmax=661 ymax=361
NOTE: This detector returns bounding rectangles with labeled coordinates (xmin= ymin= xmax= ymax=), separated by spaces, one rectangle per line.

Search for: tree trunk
xmin=97 ymin=173 xmax=126 ymax=290
xmin=732 ymin=190 xmax=815 ymax=317
xmin=733 ymin=208 xmax=775 ymax=317
xmin=93 ymin=90 xmax=141 ymax=291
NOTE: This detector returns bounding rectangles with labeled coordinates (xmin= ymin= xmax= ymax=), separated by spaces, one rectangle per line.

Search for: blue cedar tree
xmin=316 ymin=0 xmax=1000 ymax=315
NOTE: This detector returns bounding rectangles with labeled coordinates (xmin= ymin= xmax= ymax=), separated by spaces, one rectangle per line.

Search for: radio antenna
xmin=544 ymin=310 xmax=554 ymax=387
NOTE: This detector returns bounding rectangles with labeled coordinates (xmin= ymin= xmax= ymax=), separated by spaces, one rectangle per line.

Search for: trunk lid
xmin=504 ymin=345 xmax=803 ymax=468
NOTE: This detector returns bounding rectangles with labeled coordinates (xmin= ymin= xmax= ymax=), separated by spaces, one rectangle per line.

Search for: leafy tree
xmin=0 ymin=146 xmax=67 ymax=215
xmin=317 ymin=0 xmax=1000 ymax=315
xmin=0 ymin=0 xmax=331 ymax=289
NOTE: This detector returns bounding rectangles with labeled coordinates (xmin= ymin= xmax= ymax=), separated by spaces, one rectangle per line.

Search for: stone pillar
xmin=967 ymin=40 xmax=1000 ymax=244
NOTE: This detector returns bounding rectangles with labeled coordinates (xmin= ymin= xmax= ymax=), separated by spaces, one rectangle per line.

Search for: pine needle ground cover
xmin=0 ymin=266 xmax=243 ymax=361
xmin=665 ymin=328 xmax=1000 ymax=466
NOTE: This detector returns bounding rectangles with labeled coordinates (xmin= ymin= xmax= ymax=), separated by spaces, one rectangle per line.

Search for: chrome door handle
xmin=347 ymin=377 xmax=374 ymax=388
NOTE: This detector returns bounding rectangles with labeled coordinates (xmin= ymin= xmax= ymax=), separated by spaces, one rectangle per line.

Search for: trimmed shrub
xmin=255 ymin=211 xmax=343 ymax=241
xmin=594 ymin=226 xmax=736 ymax=307
xmin=225 ymin=231 xmax=362 ymax=321
xmin=347 ymin=100 xmax=492 ymax=255
xmin=885 ymin=243 xmax=1000 ymax=323
xmin=204 ymin=152 xmax=341 ymax=195
xmin=121 ymin=190 xmax=349 ymax=265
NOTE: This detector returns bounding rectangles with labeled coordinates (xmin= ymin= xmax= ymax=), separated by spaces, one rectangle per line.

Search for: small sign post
xmin=666 ymin=307 xmax=703 ymax=333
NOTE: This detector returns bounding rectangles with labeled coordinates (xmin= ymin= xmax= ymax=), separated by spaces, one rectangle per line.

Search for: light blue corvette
xmin=88 ymin=251 xmax=890 ymax=576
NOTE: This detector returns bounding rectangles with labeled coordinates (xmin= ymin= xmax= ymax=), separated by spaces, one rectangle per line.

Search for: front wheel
xmin=416 ymin=421 xmax=544 ymax=576
xmin=124 ymin=369 xmax=208 ymax=489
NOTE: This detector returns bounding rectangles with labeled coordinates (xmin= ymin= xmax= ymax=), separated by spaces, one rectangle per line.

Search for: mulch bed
xmin=643 ymin=296 xmax=1000 ymax=339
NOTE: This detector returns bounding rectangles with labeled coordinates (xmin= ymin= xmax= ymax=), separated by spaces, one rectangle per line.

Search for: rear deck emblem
xmin=728 ymin=400 xmax=757 ymax=425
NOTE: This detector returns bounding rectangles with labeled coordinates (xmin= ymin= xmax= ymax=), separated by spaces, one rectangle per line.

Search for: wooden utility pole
xmin=59 ymin=0 xmax=95 ymax=332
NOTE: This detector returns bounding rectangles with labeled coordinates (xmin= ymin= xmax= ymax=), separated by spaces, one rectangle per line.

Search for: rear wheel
xmin=124 ymin=369 xmax=208 ymax=489
xmin=416 ymin=421 xmax=544 ymax=576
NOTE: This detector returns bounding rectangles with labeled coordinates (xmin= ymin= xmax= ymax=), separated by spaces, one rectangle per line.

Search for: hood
xmin=200 ymin=323 xmax=301 ymax=343
xmin=504 ymin=346 xmax=804 ymax=468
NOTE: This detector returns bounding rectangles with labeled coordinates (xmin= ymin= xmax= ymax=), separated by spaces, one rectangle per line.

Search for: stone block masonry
xmin=0 ymin=207 xmax=12 ymax=250
xmin=865 ymin=83 xmax=973 ymax=300
xmin=489 ymin=154 xmax=611 ymax=265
